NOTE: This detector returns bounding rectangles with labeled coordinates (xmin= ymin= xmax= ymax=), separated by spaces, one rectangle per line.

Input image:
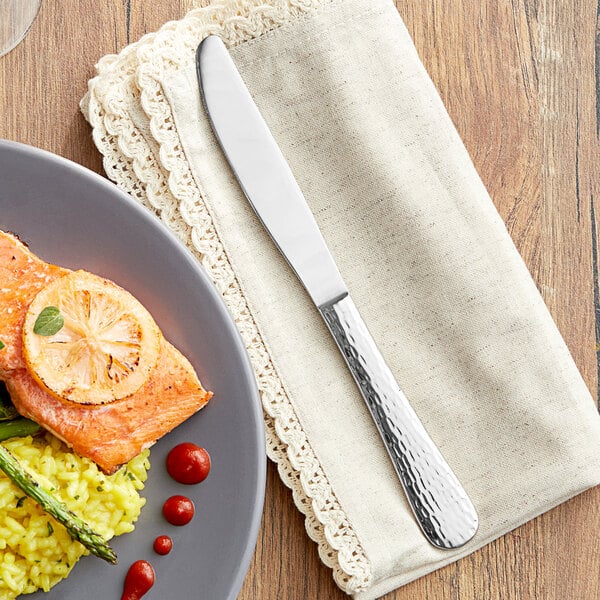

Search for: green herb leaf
xmin=0 ymin=380 xmax=18 ymax=422
xmin=47 ymin=521 xmax=54 ymax=536
xmin=33 ymin=307 xmax=64 ymax=336
xmin=0 ymin=339 xmax=5 ymax=349
xmin=0 ymin=405 xmax=18 ymax=421
xmin=16 ymin=496 xmax=26 ymax=508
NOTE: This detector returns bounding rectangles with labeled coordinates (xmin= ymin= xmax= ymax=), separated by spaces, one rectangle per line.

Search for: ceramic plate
xmin=0 ymin=140 xmax=265 ymax=600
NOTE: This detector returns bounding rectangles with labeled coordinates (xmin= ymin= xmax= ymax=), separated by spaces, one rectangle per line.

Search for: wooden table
xmin=1 ymin=1 xmax=598 ymax=598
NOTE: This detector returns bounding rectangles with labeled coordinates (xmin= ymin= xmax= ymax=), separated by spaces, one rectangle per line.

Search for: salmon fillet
xmin=0 ymin=232 xmax=64 ymax=377
xmin=0 ymin=231 xmax=212 ymax=474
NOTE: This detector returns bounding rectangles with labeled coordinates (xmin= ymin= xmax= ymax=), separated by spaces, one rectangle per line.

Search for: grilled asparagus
xmin=0 ymin=443 xmax=117 ymax=564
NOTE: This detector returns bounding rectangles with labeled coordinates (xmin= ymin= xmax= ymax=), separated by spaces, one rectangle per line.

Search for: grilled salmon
xmin=0 ymin=232 xmax=64 ymax=378
xmin=0 ymin=230 xmax=212 ymax=474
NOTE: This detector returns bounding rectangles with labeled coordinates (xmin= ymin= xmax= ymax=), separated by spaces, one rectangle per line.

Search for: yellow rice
xmin=0 ymin=433 xmax=149 ymax=599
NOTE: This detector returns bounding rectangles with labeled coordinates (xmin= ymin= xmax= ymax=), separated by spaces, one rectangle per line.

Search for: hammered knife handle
xmin=319 ymin=294 xmax=478 ymax=549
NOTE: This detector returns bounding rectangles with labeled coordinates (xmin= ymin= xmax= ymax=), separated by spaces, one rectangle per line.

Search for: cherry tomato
xmin=163 ymin=495 xmax=195 ymax=526
xmin=153 ymin=534 xmax=173 ymax=555
xmin=166 ymin=443 xmax=211 ymax=484
xmin=121 ymin=559 xmax=155 ymax=600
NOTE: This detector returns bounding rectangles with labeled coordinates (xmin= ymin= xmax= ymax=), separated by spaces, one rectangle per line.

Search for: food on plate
xmin=0 ymin=433 xmax=148 ymax=598
xmin=162 ymin=494 xmax=195 ymax=526
xmin=22 ymin=270 xmax=161 ymax=406
xmin=0 ymin=443 xmax=116 ymax=563
xmin=121 ymin=559 xmax=155 ymax=600
xmin=166 ymin=442 xmax=211 ymax=485
xmin=120 ymin=441 xmax=209 ymax=594
xmin=0 ymin=230 xmax=213 ymax=474
xmin=0 ymin=383 xmax=18 ymax=422
xmin=0 ymin=414 xmax=40 ymax=442
xmin=152 ymin=534 xmax=173 ymax=555
xmin=0 ymin=228 xmax=215 ymax=597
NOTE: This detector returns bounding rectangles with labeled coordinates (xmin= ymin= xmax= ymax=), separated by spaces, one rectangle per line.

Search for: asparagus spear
xmin=0 ymin=418 xmax=41 ymax=441
xmin=0 ymin=444 xmax=117 ymax=564
xmin=0 ymin=379 xmax=41 ymax=435
xmin=0 ymin=380 xmax=42 ymax=438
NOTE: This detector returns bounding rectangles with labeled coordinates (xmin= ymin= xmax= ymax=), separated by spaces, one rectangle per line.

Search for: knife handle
xmin=319 ymin=294 xmax=478 ymax=549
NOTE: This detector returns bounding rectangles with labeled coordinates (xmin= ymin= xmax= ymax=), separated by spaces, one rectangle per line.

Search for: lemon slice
xmin=23 ymin=270 xmax=161 ymax=405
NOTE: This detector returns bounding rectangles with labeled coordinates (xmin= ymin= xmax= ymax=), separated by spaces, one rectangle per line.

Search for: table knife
xmin=196 ymin=35 xmax=478 ymax=549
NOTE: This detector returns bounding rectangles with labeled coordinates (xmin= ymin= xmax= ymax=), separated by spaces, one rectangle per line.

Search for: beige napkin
xmin=81 ymin=0 xmax=600 ymax=598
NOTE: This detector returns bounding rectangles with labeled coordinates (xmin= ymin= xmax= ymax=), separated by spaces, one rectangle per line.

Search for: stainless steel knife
xmin=196 ymin=35 xmax=478 ymax=549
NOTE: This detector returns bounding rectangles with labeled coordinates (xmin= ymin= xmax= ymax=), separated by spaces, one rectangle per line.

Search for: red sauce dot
xmin=166 ymin=443 xmax=211 ymax=485
xmin=121 ymin=559 xmax=155 ymax=600
xmin=163 ymin=495 xmax=195 ymax=526
xmin=153 ymin=534 xmax=173 ymax=555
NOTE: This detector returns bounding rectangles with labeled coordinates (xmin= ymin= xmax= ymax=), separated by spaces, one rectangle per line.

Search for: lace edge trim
xmin=82 ymin=0 xmax=372 ymax=593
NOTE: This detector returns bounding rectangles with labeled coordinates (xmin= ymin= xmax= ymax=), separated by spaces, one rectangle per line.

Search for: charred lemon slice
xmin=23 ymin=270 xmax=160 ymax=405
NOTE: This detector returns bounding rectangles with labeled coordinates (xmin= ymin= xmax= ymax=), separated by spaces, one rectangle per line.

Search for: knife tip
xmin=197 ymin=34 xmax=225 ymax=58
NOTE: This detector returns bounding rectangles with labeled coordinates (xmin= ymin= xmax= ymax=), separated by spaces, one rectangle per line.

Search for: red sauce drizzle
xmin=121 ymin=560 xmax=155 ymax=600
xmin=121 ymin=443 xmax=210 ymax=596
xmin=162 ymin=495 xmax=195 ymax=526
xmin=153 ymin=534 xmax=173 ymax=555
xmin=166 ymin=443 xmax=211 ymax=485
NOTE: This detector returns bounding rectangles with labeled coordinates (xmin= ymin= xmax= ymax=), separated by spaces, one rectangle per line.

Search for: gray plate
xmin=0 ymin=140 xmax=266 ymax=600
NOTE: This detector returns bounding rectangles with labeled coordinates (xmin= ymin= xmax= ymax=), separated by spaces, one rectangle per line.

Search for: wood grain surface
xmin=1 ymin=1 xmax=599 ymax=599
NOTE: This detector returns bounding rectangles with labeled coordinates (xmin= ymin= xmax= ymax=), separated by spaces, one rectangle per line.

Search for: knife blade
xmin=196 ymin=35 xmax=478 ymax=549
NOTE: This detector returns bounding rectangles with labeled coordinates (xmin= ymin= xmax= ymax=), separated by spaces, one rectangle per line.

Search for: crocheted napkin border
xmin=81 ymin=0 xmax=372 ymax=594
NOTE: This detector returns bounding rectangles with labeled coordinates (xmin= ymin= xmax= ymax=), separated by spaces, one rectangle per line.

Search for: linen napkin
xmin=81 ymin=0 xmax=600 ymax=598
